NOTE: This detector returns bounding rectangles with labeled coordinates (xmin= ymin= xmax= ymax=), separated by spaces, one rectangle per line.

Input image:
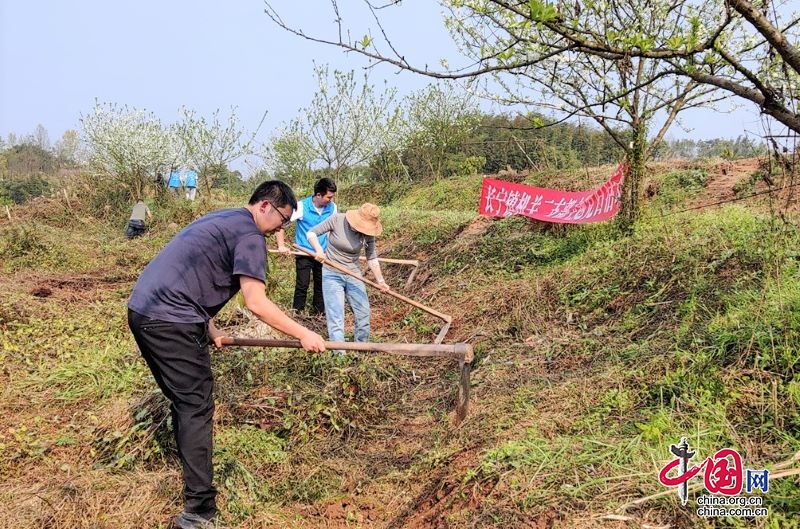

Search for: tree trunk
xmin=133 ymin=170 xmax=144 ymax=201
xmin=203 ymin=169 xmax=212 ymax=195
xmin=616 ymin=122 xmax=648 ymax=233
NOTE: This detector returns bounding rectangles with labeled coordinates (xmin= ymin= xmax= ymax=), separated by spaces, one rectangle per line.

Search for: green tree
xmin=409 ymin=1 xmax=720 ymax=227
xmin=403 ymin=83 xmax=483 ymax=179
xmin=1 ymin=143 xmax=58 ymax=176
xmin=207 ymin=163 xmax=248 ymax=195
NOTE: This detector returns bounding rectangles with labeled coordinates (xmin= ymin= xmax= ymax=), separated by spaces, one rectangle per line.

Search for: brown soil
xmin=0 ymin=157 xmax=788 ymax=529
xmin=698 ymin=158 xmax=762 ymax=204
xmin=652 ymin=156 xmax=800 ymax=213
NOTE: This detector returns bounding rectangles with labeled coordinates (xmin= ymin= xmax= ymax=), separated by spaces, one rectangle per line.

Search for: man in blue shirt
xmin=127 ymin=180 xmax=325 ymax=528
xmin=276 ymin=177 xmax=337 ymax=316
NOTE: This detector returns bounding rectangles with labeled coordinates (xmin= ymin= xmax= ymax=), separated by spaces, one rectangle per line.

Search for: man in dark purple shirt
xmin=128 ymin=180 xmax=325 ymax=529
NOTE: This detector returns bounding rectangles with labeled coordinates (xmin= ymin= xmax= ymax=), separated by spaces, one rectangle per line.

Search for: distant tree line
xmin=0 ymin=120 xmax=251 ymax=206
xmin=652 ymin=136 xmax=765 ymax=161
xmin=367 ymin=113 xmax=765 ymax=183
xmin=1 ymin=113 xmax=767 ymax=206
xmin=264 ymin=68 xmax=767 ymax=189
xmin=0 ymin=140 xmax=60 ymax=204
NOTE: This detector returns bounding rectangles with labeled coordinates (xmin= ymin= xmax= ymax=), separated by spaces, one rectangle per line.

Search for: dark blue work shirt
xmin=128 ymin=208 xmax=267 ymax=323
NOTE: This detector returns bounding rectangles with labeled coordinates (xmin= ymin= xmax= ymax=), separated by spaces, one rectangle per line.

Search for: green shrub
xmin=651 ymin=168 xmax=709 ymax=207
xmin=394 ymin=174 xmax=483 ymax=211
xmin=0 ymin=174 xmax=51 ymax=204
xmin=0 ymin=225 xmax=49 ymax=261
xmin=444 ymin=154 xmax=486 ymax=177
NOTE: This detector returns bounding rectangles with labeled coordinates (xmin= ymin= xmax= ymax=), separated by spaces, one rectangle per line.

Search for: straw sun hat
xmin=345 ymin=203 xmax=383 ymax=236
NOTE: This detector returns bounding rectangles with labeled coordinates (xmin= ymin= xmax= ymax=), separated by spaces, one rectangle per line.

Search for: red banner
xmin=479 ymin=163 xmax=626 ymax=224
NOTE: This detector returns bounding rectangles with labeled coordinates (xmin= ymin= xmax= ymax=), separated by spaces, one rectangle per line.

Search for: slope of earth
xmin=648 ymin=157 xmax=800 ymax=215
xmin=1 ymin=158 xmax=799 ymax=529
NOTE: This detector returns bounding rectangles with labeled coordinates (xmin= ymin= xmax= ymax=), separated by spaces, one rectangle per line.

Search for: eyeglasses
xmin=268 ymin=201 xmax=292 ymax=228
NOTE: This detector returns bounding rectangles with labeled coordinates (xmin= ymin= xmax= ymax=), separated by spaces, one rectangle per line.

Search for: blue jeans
xmin=322 ymin=268 xmax=371 ymax=343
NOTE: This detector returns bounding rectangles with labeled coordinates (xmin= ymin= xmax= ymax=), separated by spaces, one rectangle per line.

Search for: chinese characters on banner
xmin=479 ymin=163 xmax=626 ymax=224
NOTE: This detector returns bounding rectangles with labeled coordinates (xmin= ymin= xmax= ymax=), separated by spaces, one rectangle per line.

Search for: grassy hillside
xmin=1 ymin=159 xmax=799 ymax=528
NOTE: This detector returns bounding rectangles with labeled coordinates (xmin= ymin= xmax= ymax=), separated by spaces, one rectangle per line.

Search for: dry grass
xmin=0 ymin=469 xmax=180 ymax=529
xmin=2 ymin=159 xmax=800 ymax=528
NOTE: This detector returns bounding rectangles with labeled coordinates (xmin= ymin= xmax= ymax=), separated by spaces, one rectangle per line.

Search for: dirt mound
xmin=643 ymin=156 xmax=800 ymax=217
xmin=701 ymin=158 xmax=762 ymax=204
xmin=0 ymin=271 xmax=134 ymax=304
xmin=456 ymin=215 xmax=493 ymax=242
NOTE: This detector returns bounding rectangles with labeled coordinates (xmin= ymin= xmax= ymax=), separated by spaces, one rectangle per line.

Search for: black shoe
xmin=172 ymin=511 xmax=216 ymax=529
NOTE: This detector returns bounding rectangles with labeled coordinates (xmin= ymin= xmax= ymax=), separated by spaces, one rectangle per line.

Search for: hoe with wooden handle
xmin=269 ymin=249 xmax=421 ymax=289
xmin=220 ymin=337 xmax=473 ymax=424
xmin=292 ymin=244 xmax=452 ymax=344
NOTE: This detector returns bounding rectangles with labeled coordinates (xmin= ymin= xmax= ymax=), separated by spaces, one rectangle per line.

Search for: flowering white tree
xmin=80 ymin=101 xmax=175 ymax=199
xmin=300 ymin=64 xmax=399 ymax=182
xmin=261 ymin=119 xmax=317 ymax=189
xmin=174 ymin=106 xmax=265 ymax=192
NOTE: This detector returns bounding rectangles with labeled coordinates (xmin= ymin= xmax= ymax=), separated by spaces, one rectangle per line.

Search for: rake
xmin=269 ymin=248 xmax=421 ymax=289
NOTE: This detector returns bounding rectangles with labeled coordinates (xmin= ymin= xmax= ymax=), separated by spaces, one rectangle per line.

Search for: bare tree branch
xmin=727 ymin=0 xmax=800 ymax=74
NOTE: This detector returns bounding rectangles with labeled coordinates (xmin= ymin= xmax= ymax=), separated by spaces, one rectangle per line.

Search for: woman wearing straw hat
xmin=307 ymin=203 xmax=390 ymax=346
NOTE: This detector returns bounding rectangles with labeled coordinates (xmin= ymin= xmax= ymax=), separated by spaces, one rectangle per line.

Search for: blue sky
xmin=1 ymin=0 xmax=763 ymax=155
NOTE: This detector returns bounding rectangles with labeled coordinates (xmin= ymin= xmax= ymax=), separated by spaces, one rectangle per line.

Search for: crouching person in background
xmin=125 ymin=199 xmax=152 ymax=239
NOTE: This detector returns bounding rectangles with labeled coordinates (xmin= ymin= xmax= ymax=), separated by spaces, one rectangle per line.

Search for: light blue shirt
xmin=168 ymin=170 xmax=182 ymax=188
xmin=293 ymin=196 xmax=337 ymax=251
xmin=185 ymin=169 xmax=198 ymax=188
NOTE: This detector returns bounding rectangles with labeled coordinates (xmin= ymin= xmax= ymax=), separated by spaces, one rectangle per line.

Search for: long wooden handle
xmin=269 ymin=248 xmax=418 ymax=266
xmin=293 ymin=244 xmax=451 ymax=322
xmin=219 ymin=336 xmax=472 ymax=362
xmin=357 ymin=255 xmax=419 ymax=266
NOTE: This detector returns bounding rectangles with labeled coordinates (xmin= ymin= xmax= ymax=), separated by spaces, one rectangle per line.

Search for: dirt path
xmin=698 ymin=157 xmax=761 ymax=205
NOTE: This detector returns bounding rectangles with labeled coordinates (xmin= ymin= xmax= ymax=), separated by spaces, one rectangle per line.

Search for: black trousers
xmin=125 ymin=219 xmax=146 ymax=239
xmin=293 ymin=255 xmax=325 ymax=314
xmin=127 ymin=309 xmax=217 ymax=517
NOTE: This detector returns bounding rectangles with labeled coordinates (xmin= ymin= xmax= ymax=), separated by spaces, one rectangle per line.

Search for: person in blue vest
xmin=185 ymin=164 xmax=199 ymax=201
xmin=276 ymin=177 xmax=337 ymax=316
xmin=168 ymin=166 xmax=183 ymax=197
